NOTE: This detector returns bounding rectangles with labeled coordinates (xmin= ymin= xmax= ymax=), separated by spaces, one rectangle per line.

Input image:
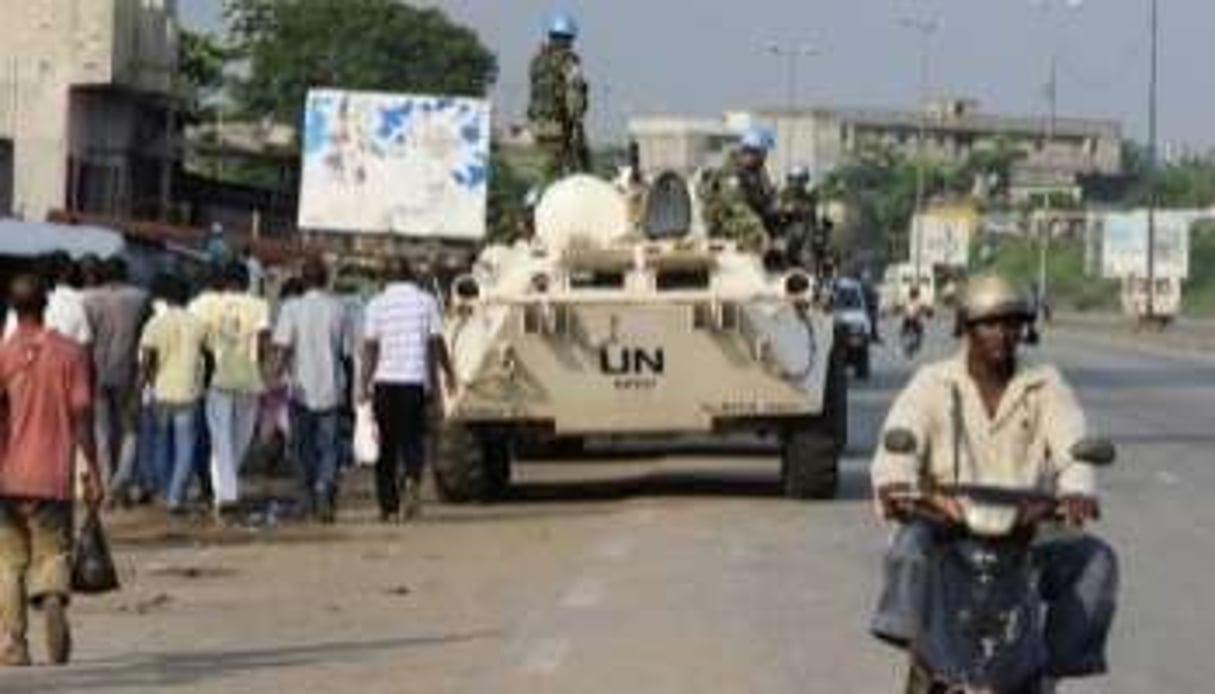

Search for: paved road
xmin=2 ymin=321 xmax=1212 ymax=693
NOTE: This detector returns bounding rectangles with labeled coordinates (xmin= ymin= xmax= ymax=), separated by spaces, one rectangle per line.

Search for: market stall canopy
xmin=0 ymin=220 xmax=124 ymax=259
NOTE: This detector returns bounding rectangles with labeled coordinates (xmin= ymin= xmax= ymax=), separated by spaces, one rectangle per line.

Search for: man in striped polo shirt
xmin=359 ymin=258 xmax=457 ymax=522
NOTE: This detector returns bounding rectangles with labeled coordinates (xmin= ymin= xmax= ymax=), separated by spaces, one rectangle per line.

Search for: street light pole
xmin=767 ymin=43 xmax=818 ymax=177
xmin=1036 ymin=52 xmax=1057 ymax=318
xmin=1031 ymin=0 xmax=1083 ymax=322
xmin=1146 ymin=0 xmax=1159 ymax=321
xmin=899 ymin=17 xmax=938 ymax=283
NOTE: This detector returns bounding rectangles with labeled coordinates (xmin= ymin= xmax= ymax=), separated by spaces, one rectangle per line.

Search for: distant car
xmin=833 ymin=278 xmax=872 ymax=380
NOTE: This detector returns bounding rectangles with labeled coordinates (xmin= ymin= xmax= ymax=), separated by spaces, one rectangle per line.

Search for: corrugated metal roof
xmin=0 ymin=219 xmax=124 ymax=258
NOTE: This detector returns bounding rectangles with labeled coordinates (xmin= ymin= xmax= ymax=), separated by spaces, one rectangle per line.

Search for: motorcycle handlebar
xmin=885 ymin=487 xmax=1064 ymax=529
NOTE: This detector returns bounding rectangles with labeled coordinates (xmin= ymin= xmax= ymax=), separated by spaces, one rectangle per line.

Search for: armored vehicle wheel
xmin=434 ymin=423 xmax=512 ymax=503
xmin=780 ymin=341 xmax=846 ymax=499
xmin=780 ymin=426 xmax=839 ymax=500
xmin=826 ymin=338 xmax=849 ymax=455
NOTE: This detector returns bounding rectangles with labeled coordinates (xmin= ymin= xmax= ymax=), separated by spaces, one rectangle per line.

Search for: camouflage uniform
xmin=698 ymin=153 xmax=777 ymax=251
xmin=779 ymin=181 xmax=838 ymax=276
xmin=775 ymin=183 xmax=818 ymax=266
xmin=528 ymin=43 xmax=591 ymax=178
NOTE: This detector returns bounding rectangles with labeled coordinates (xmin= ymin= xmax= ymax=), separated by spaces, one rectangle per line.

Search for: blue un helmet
xmin=547 ymin=12 xmax=579 ymax=40
xmin=739 ymin=127 xmax=773 ymax=153
xmin=762 ymin=128 xmax=777 ymax=151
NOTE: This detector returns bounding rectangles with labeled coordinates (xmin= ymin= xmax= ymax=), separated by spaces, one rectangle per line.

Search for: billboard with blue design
xmin=298 ymin=89 xmax=491 ymax=239
xmin=1100 ymin=210 xmax=1203 ymax=280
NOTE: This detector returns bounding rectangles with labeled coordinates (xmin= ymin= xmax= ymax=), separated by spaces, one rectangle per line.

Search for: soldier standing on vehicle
xmin=699 ymin=128 xmax=779 ymax=251
xmin=528 ymin=12 xmax=590 ymax=177
xmin=869 ymin=273 xmax=1119 ymax=686
xmin=775 ymin=165 xmax=819 ymax=266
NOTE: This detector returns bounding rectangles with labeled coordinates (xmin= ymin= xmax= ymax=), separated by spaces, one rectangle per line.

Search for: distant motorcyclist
xmin=899 ymin=286 xmax=929 ymax=355
xmin=527 ymin=12 xmax=591 ymax=177
xmin=698 ymin=127 xmax=779 ymax=251
xmin=870 ymin=273 xmax=1119 ymax=686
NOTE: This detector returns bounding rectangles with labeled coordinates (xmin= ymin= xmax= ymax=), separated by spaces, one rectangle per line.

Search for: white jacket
xmin=872 ymin=349 xmax=1096 ymax=534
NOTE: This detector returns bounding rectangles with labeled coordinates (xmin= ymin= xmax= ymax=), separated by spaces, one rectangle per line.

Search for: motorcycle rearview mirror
xmin=883 ymin=428 xmax=918 ymax=455
xmin=1024 ymin=322 xmax=1041 ymax=346
xmin=1070 ymin=438 xmax=1116 ymax=467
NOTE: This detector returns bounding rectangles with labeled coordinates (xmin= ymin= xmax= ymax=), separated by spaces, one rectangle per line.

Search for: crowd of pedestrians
xmin=0 ymin=247 xmax=457 ymax=665
xmin=0 ymin=250 xmax=454 ymax=525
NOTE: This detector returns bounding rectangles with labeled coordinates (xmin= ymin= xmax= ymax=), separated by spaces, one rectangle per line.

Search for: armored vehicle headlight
xmin=531 ymin=272 xmax=552 ymax=294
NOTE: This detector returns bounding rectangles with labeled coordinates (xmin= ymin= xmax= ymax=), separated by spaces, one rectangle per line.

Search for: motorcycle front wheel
xmin=905 ymin=661 xmax=1055 ymax=694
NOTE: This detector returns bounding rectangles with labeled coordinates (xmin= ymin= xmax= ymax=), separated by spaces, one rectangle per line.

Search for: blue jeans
xmin=134 ymin=403 xmax=162 ymax=495
xmin=155 ymin=402 xmax=200 ymax=510
xmin=205 ymin=390 xmax=261 ymax=505
xmin=290 ymin=404 xmax=340 ymax=500
xmin=192 ymin=401 xmax=213 ymax=502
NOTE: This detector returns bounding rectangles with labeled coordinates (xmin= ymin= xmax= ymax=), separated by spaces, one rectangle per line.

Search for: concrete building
xmin=626 ymin=116 xmax=736 ymax=178
xmin=0 ymin=0 xmax=179 ymax=221
xmin=630 ymin=99 xmax=1123 ymax=201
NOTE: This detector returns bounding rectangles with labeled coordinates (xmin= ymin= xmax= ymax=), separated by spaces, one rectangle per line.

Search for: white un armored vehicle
xmin=436 ymin=173 xmax=847 ymax=502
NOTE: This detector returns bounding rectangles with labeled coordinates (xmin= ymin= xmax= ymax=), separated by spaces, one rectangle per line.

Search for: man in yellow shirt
xmin=189 ymin=262 xmax=270 ymax=516
xmin=139 ymin=275 xmax=208 ymax=514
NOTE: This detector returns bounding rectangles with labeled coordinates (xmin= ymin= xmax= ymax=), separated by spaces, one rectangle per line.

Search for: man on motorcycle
xmin=870 ymin=273 xmax=1119 ymax=686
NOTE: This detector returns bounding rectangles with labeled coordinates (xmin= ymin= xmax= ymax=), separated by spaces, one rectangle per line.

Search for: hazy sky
xmin=179 ymin=0 xmax=1211 ymax=150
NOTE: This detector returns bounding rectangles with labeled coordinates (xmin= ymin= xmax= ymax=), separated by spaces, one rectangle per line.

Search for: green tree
xmin=178 ymin=29 xmax=228 ymax=124
xmin=822 ymin=139 xmax=1033 ymax=262
xmin=954 ymin=136 xmax=1026 ymax=201
xmin=225 ymin=0 xmax=498 ymax=130
xmin=820 ymin=145 xmax=928 ymax=260
xmin=1114 ymin=140 xmax=1215 ymax=208
xmin=486 ymin=147 xmax=535 ymax=244
xmin=1125 ymin=152 xmax=1215 ymax=208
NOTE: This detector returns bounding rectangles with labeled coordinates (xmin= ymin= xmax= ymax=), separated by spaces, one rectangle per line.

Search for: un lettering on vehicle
xmin=599 ymin=346 xmax=664 ymax=391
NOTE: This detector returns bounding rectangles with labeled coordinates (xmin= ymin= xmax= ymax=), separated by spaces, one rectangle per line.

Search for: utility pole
xmin=1031 ymin=0 xmax=1083 ymax=322
xmin=1146 ymin=0 xmax=1160 ymax=321
xmin=899 ymin=17 xmax=938 ymax=284
xmin=767 ymin=42 xmax=818 ymax=177
xmin=1036 ymin=52 xmax=1057 ymax=319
